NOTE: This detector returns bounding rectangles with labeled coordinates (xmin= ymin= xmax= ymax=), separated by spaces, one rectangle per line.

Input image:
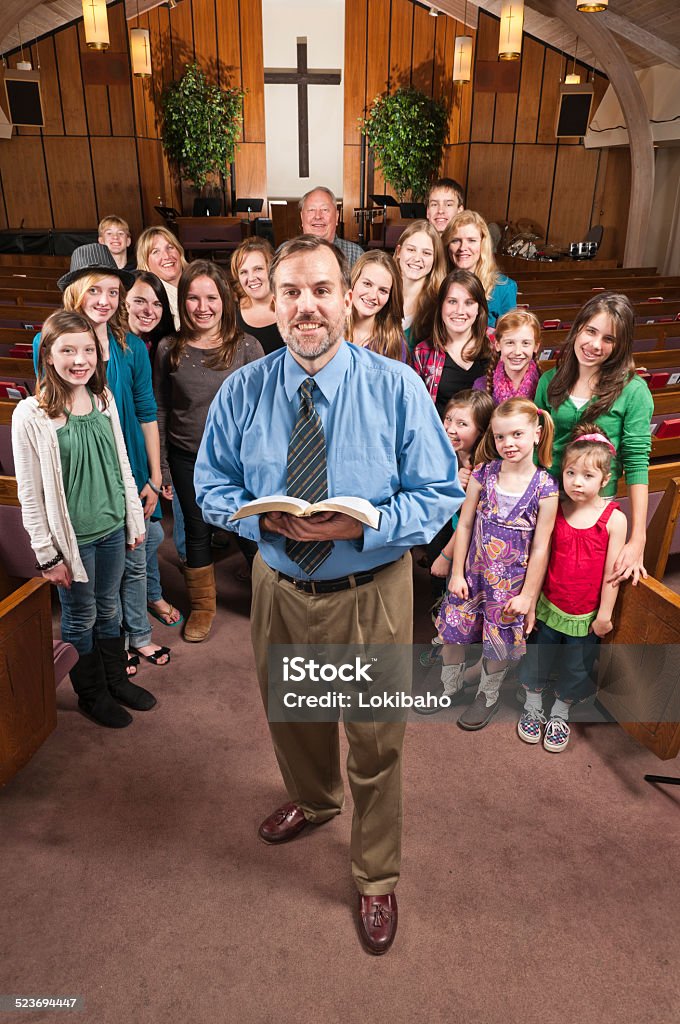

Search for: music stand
xmin=369 ymin=193 xmax=399 ymax=248
xmin=235 ymin=198 xmax=264 ymax=223
xmin=154 ymin=205 xmax=180 ymax=230
xmin=399 ymin=202 xmax=427 ymax=220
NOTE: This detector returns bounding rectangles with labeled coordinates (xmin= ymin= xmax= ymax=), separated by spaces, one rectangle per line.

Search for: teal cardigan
xmin=535 ymin=369 xmax=653 ymax=496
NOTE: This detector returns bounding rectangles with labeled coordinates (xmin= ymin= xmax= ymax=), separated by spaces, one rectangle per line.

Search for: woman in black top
xmin=231 ymin=238 xmax=284 ymax=355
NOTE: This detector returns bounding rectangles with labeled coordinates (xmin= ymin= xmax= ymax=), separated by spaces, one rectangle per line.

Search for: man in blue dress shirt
xmin=195 ymin=236 xmax=462 ymax=955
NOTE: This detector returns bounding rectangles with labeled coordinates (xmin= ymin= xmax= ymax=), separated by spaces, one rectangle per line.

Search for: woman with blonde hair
xmin=136 ymin=226 xmax=188 ymax=330
xmin=443 ymin=210 xmax=517 ymax=327
xmin=154 ymin=260 xmax=264 ymax=642
xmin=230 ymin=237 xmax=284 ymax=354
xmin=394 ymin=219 xmax=447 ymax=352
xmin=348 ymin=251 xmax=407 ymax=362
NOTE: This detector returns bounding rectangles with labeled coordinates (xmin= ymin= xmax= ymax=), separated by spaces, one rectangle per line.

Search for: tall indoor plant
xmin=160 ymin=62 xmax=245 ymax=193
xmin=361 ymin=86 xmax=448 ymax=201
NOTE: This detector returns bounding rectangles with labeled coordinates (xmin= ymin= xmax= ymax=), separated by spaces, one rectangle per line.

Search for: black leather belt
xmin=277 ymin=559 xmax=397 ymax=595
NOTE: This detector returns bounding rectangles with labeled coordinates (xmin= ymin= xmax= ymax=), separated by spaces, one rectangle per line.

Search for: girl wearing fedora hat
xmin=34 ymin=244 xmax=176 ymax=674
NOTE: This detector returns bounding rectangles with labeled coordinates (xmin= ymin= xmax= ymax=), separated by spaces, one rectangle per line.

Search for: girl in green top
xmin=534 ymin=292 xmax=653 ymax=586
xmin=13 ymin=311 xmax=151 ymax=730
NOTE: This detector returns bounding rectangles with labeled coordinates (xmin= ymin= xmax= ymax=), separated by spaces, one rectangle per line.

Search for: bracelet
xmin=146 ymin=479 xmax=162 ymax=496
xmin=36 ymin=553 xmax=63 ymax=571
xmin=440 ymin=551 xmax=453 ymax=562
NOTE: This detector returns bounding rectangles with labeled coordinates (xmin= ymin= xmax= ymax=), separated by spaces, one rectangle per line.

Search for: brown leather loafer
xmin=258 ymin=802 xmax=311 ymax=844
xmin=358 ymin=893 xmax=398 ymax=955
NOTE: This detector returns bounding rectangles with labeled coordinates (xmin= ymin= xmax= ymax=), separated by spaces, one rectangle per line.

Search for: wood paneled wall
xmin=0 ymin=0 xmax=266 ymax=238
xmin=343 ymin=2 xmax=619 ymax=259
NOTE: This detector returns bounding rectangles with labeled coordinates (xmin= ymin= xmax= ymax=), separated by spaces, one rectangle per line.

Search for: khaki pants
xmin=251 ymin=553 xmax=413 ymax=895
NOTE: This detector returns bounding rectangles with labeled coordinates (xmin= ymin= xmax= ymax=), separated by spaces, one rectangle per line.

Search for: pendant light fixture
xmin=498 ymin=0 xmax=524 ymax=61
xmin=453 ymin=0 xmax=473 ymax=84
xmin=565 ymin=36 xmax=581 ymax=84
xmin=576 ymin=0 xmax=608 ymax=11
xmin=130 ymin=0 xmax=151 ymax=77
xmin=82 ymin=0 xmax=109 ymax=51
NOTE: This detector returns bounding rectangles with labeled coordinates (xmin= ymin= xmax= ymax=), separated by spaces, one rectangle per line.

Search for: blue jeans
xmin=145 ymin=518 xmax=165 ymax=604
xmin=520 ymin=619 xmax=599 ymax=704
xmin=120 ymin=531 xmax=154 ymax=649
xmin=58 ymin=528 xmax=126 ymax=656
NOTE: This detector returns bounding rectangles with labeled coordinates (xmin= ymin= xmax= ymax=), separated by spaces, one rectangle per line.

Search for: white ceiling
xmin=1 ymin=0 xmax=679 ymax=73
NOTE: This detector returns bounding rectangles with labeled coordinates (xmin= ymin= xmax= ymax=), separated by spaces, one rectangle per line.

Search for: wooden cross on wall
xmin=264 ymin=37 xmax=342 ymax=178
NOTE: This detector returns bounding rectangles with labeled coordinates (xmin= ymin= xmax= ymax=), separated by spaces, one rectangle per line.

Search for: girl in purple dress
xmin=435 ymin=398 xmax=559 ymax=730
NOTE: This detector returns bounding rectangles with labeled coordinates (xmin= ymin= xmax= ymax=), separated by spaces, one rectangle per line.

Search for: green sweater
xmin=535 ymin=369 xmax=653 ymax=496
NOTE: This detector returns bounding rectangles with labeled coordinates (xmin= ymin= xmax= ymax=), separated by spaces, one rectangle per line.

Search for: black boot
xmin=69 ymin=649 xmax=133 ymax=728
xmin=98 ymin=635 xmax=157 ymax=711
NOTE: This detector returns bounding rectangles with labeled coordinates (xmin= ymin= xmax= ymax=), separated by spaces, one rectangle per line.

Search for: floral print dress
xmin=436 ymin=460 xmax=558 ymax=661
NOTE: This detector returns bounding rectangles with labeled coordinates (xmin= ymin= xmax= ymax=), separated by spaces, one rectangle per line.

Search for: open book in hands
xmin=229 ymin=495 xmax=382 ymax=530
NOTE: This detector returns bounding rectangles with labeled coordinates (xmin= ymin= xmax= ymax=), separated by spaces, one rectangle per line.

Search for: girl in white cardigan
xmin=12 ymin=310 xmax=153 ymax=728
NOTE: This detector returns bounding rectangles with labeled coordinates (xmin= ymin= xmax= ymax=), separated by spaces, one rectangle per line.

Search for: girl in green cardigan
xmin=535 ymin=293 xmax=653 ymax=586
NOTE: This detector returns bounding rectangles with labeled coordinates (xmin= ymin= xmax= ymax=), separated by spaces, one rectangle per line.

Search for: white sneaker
xmin=544 ymin=717 xmax=570 ymax=752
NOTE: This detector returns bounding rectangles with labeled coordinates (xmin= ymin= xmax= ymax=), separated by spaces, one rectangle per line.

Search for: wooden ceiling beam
xmin=602 ymin=10 xmax=680 ymax=71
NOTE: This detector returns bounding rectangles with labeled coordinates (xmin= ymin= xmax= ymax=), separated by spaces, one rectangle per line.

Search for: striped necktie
xmin=286 ymin=377 xmax=333 ymax=574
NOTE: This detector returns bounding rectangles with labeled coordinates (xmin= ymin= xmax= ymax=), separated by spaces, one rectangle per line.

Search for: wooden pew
xmin=0 ymin=303 xmax=57 ymax=324
xmin=644 ymin=478 xmax=680 ymax=582
xmin=500 ymin=262 xmax=657 ymax=280
xmin=0 ymin=287 xmax=61 ymax=306
xmin=0 ymin=357 xmax=36 ymax=394
xmin=517 ymin=275 xmax=680 ymax=296
xmin=519 ymin=285 xmax=680 ymax=310
xmin=598 ymin=575 xmax=680 ymax=761
xmin=0 ymin=475 xmax=78 ymax=787
xmin=526 ymin=299 xmax=680 ymax=324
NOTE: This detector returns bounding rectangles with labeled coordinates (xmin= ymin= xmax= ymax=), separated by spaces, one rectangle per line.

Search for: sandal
xmin=126 ymin=652 xmax=140 ymax=677
xmin=147 ymin=602 xmax=184 ymax=627
xmin=131 ymin=645 xmax=171 ymax=666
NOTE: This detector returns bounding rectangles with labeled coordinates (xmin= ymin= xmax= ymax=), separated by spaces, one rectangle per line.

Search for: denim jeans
xmin=520 ymin=619 xmax=599 ymax=704
xmin=58 ymin=527 xmax=126 ymax=656
xmin=121 ymin=532 xmax=154 ymax=649
xmin=145 ymin=518 xmax=165 ymax=604
xmin=172 ymin=489 xmax=186 ymax=562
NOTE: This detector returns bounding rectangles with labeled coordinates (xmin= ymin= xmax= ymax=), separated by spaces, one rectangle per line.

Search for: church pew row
xmin=499 ymin=264 xmax=657 ymax=281
xmin=0 ymin=287 xmax=61 ymax=306
xmin=0 ymin=474 xmax=78 ymax=787
xmin=517 ymin=275 xmax=680 ymax=296
xmin=518 ymin=286 xmax=680 ymax=310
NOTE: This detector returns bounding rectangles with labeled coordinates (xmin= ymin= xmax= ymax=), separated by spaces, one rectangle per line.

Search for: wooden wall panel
xmin=344 ymin=0 xmax=367 ymax=145
xmin=43 ymin=138 xmax=97 ymax=228
xmin=442 ymin=144 xmax=470 ymax=192
xmin=216 ymin=0 xmax=242 ymax=83
xmin=433 ymin=12 xmax=449 ymax=103
xmin=34 ymin=38 xmax=64 ymax=136
xmin=470 ymin=13 xmax=497 ymax=144
xmin=169 ymin=0 xmax=195 ymax=77
xmin=0 ymin=196 xmax=8 ymax=231
xmin=411 ymin=6 xmax=435 ymax=94
xmin=54 ymin=26 xmax=88 ymax=136
xmin=77 ymin=22 xmax=111 ymax=136
xmin=365 ymin=0 xmax=390 ymax=108
xmin=90 ymin=137 xmax=143 ymax=237
xmin=389 ymin=0 xmax=414 ymax=92
xmin=240 ymin=0 xmax=266 ymax=144
xmin=537 ymin=48 xmax=565 ymax=145
xmin=515 ymin=37 xmax=543 ymax=144
xmin=508 ymin=144 xmax=555 ymax=235
xmin=548 ymin=145 xmax=600 ymax=245
xmin=0 ymin=139 xmax=52 ymax=228
xmin=594 ymin=148 xmax=630 ymax=262
xmin=233 ymin=142 xmax=267 ymax=201
xmin=155 ymin=4 xmax=175 ymax=90
xmin=467 ymin=143 xmax=513 ymax=222
xmin=136 ymin=138 xmax=169 ymax=226
xmin=107 ymin=4 xmax=136 ymax=136
xmin=193 ymin=0 xmax=219 ymax=83
xmin=343 ymin=145 xmax=363 ymax=241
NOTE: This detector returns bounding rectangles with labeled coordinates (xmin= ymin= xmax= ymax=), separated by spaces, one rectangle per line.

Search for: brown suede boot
xmin=183 ymin=564 xmax=217 ymax=642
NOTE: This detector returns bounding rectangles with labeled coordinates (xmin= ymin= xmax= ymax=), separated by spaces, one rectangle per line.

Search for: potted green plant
xmin=160 ymin=62 xmax=245 ymax=194
xmin=361 ymin=86 xmax=448 ymax=201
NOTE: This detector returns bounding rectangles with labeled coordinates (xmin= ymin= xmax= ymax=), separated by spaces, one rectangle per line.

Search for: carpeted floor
xmin=2 ymin=532 xmax=679 ymax=1024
